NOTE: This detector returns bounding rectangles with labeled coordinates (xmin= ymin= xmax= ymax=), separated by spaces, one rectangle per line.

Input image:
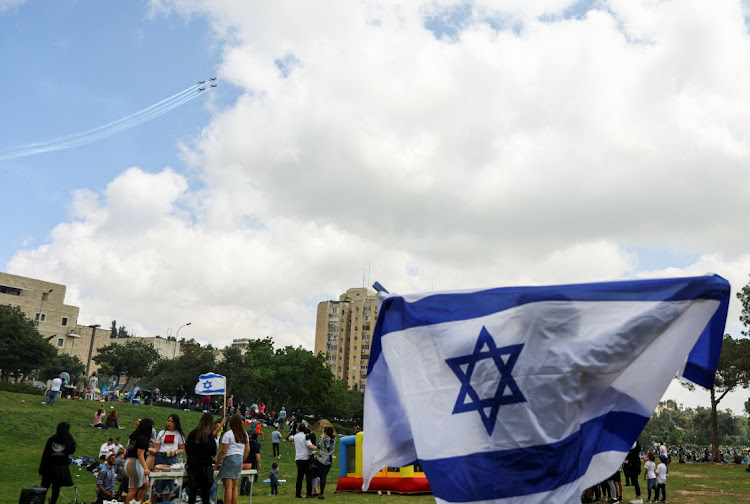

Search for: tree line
xmin=92 ymin=336 xmax=364 ymax=423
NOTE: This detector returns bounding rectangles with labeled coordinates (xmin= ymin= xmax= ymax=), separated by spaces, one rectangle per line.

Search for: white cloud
xmin=0 ymin=0 xmax=25 ymax=15
xmin=9 ymin=0 xmax=750 ymax=372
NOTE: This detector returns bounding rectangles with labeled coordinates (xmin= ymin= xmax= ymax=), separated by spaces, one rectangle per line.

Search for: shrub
xmin=0 ymin=382 xmax=45 ymax=395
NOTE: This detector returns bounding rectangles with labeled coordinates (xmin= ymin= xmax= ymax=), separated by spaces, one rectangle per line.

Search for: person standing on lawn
xmin=185 ymin=413 xmax=218 ymax=504
xmin=294 ymin=423 xmax=316 ymax=498
xmin=39 ymin=422 xmax=76 ymax=504
xmin=316 ymin=426 xmax=336 ymax=500
xmin=214 ymin=413 xmax=250 ymax=504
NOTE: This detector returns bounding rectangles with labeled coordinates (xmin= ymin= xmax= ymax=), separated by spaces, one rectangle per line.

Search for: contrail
xmin=0 ymin=83 xmax=210 ymax=161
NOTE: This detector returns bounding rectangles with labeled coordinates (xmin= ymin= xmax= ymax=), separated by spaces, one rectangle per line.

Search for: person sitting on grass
xmin=105 ymin=409 xmax=122 ymax=429
xmin=95 ymin=453 xmax=117 ymax=504
xmin=89 ymin=408 xmax=108 ymax=429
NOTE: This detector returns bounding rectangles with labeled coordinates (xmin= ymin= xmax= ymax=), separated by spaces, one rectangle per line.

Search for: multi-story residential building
xmin=314 ymin=287 xmax=378 ymax=390
xmin=231 ymin=338 xmax=251 ymax=353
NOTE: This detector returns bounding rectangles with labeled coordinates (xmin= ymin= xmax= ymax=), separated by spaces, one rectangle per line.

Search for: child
xmin=269 ymin=461 xmax=279 ymax=496
xmin=655 ymin=454 xmax=668 ymax=502
xmin=644 ymin=451 xmax=657 ymax=503
xmin=271 ymin=425 xmax=281 ymax=458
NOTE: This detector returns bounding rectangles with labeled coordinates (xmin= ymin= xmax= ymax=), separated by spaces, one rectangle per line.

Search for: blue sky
xmin=2 ymin=1 xmax=750 ymax=413
xmin=0 ymin=0 xmax=229 ymax=262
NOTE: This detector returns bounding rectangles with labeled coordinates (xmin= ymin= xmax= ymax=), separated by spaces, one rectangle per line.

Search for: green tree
xmin=707 ymin=335 xmax=750 ymax=460
xmin=93 ymin=339 xmax=161 ymax=387
xmin=217 ymin=346 xmax=252 ymax=399
xmin=39 ymin=353 xmax=85 ymax=381
xmin=270 ymin=345 xmax=337 ymax=415
xmin=147 ymin=344 xmax=217 ymax=403
xmin=0 ymin=305 xmax=57 ymax=382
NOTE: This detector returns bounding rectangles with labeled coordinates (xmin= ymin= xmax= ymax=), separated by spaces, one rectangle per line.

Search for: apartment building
xmin=314 ymin=287 xmax=377 ymax=390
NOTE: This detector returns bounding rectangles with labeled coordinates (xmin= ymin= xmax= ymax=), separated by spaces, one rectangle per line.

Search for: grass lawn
xmin=1 ymin=390 xmax=750 ymax=504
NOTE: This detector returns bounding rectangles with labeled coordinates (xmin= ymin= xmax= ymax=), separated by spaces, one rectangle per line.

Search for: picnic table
xmin=149 ymin=467 xmax=258 ymax=504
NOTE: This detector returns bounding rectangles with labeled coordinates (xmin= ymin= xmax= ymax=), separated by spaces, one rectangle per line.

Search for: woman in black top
xmin=185 ymin=412 xmax=218 ymax=504
xmin=623 ymin=440 xmax=642 ymax=502
xmin=124 ymin=417 xmax=154 ymax=504
xmin=39 ymin=422 xmax=76 ymax=504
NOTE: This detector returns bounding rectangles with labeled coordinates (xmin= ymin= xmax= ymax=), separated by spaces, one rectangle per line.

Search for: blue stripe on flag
xmin=420 ymin=410 xmax=649 ymax=502
xmin=369 ymin=275 xmax=730 ymax=386
xmin=682 ymin=293 xmax=730 ymax=388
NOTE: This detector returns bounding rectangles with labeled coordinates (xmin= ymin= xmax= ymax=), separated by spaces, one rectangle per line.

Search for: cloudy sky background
xmin=2 ymin=0 xmax=750 ymax=412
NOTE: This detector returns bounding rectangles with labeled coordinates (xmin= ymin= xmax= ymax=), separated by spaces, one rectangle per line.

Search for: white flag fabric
xmin=194 ymin=372 xmax=226 ymax=395
xmin=362 ymin=275 xmax=730 ymax=503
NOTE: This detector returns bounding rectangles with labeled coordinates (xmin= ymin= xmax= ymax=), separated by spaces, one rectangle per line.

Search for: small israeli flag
xmin=194 ymin=372 xmax=226 ymax=395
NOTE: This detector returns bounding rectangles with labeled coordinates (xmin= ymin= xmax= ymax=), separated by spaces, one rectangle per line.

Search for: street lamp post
xmin=173 ymin=322 xmax=191 ymax=359
xmin=37 ymin=289 xmax=53 ymax=327
xmin=85 ymin=324 xmax=101 ymax=376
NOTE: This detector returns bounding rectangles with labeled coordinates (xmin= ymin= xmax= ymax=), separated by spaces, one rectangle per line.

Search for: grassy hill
xmin=1 ymin=391 xmax=749 ymax=504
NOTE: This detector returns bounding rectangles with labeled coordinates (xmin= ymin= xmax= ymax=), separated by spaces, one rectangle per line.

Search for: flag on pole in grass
xmin=194 ymin=372 xmax=226 ymax=395
xmin=362 ymin=275 xmax=730 ymax=503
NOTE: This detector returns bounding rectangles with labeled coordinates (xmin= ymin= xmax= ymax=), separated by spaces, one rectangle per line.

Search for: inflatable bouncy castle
xmin=335 ymin=431 xmax=431 ymax=494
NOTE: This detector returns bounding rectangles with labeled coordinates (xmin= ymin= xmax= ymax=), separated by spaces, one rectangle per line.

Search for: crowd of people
xmin=40 ymin=371 xmax=166 ymax=405
xmin=38 ymin=402 xmax=337 ymax=504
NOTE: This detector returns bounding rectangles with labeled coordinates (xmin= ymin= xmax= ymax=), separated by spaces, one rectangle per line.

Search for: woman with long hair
xmin=185 ymin=413 xmax=218 ymax=504
xmin=316 ymin=426 xmax=336 ymax=499
xmin=214 ymin=413 xmax=250 ymax=504
xmin=151 ymin=414 xmax=187 ymax=502
xmin=124 ymin=417 xmax=154 ymax=503
xmin=39 ymin=422 xmax=76 ymax=504
xmin=105 ymin=409 xmax=121 ymax=429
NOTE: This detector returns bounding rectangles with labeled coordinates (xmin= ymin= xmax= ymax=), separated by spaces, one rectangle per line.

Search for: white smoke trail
xmin=0 ymin=84 xmax=207 ymax=161
xmin=44 ymin=91 xmax=202 ymax=154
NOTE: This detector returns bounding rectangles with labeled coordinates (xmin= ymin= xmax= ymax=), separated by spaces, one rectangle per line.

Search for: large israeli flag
xmin=362 ymin=275 xmax=729 ymax=503
xmin=194 ymin=372 xmax=226 ymax=395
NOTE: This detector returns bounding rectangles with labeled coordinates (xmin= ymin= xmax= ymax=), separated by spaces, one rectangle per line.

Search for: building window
xmin=0 ymin=286 xmax=21 ymax=296
xmin=35 ymin=313 xmax=46 ymax=322
xmin=364 ymin=316 xmax=371 ymax=322
xmin=363 ymin=324 xmax=370 ymax=331
xmin=363 ymin=306 xmax=371 ymax=313
xmin=331 ymin=307 xmax=339 ymax=314
xmin=61 ymin=317 xmax=68 ymax=326
xmin=57 ymin=338 xmax=64 ymax=348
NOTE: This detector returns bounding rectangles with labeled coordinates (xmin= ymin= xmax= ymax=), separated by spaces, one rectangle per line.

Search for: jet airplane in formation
xmin=198 ymin=80 xmax=206 ymax=84
xmin=209 ymin=77 xmax=217 ymax=81
xmin=210 ymin=84 xmax=217 ymax=88
xmin=198 ymin=87 xmax=205 ymax=91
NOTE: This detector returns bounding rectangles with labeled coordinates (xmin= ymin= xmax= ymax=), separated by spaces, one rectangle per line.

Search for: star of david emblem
xmin=202 ymin=380 xmax=213 ymax=390
xmin=445 ymin=326 xmax=526 ymax=436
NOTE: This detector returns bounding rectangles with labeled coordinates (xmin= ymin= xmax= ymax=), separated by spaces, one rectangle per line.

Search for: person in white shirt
xmin=111 ymin=438 xmax=124 ymax=455
xmin=293 ymin=424 xmax=316 ymax=498
xmin=214 ymin=414 xmax=250 ymax=504
xmin=43 ymin=376 xmax=63 ymax=406
xmin=150 ymin=414 xmax=186 ymax=502
xmin=644 ymin=451 xmax=657 ymax=503
xmin=655 ymin=455 xmax=668 ymax=503
xmin=99 ymin=438 xmax=115 ymax=460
